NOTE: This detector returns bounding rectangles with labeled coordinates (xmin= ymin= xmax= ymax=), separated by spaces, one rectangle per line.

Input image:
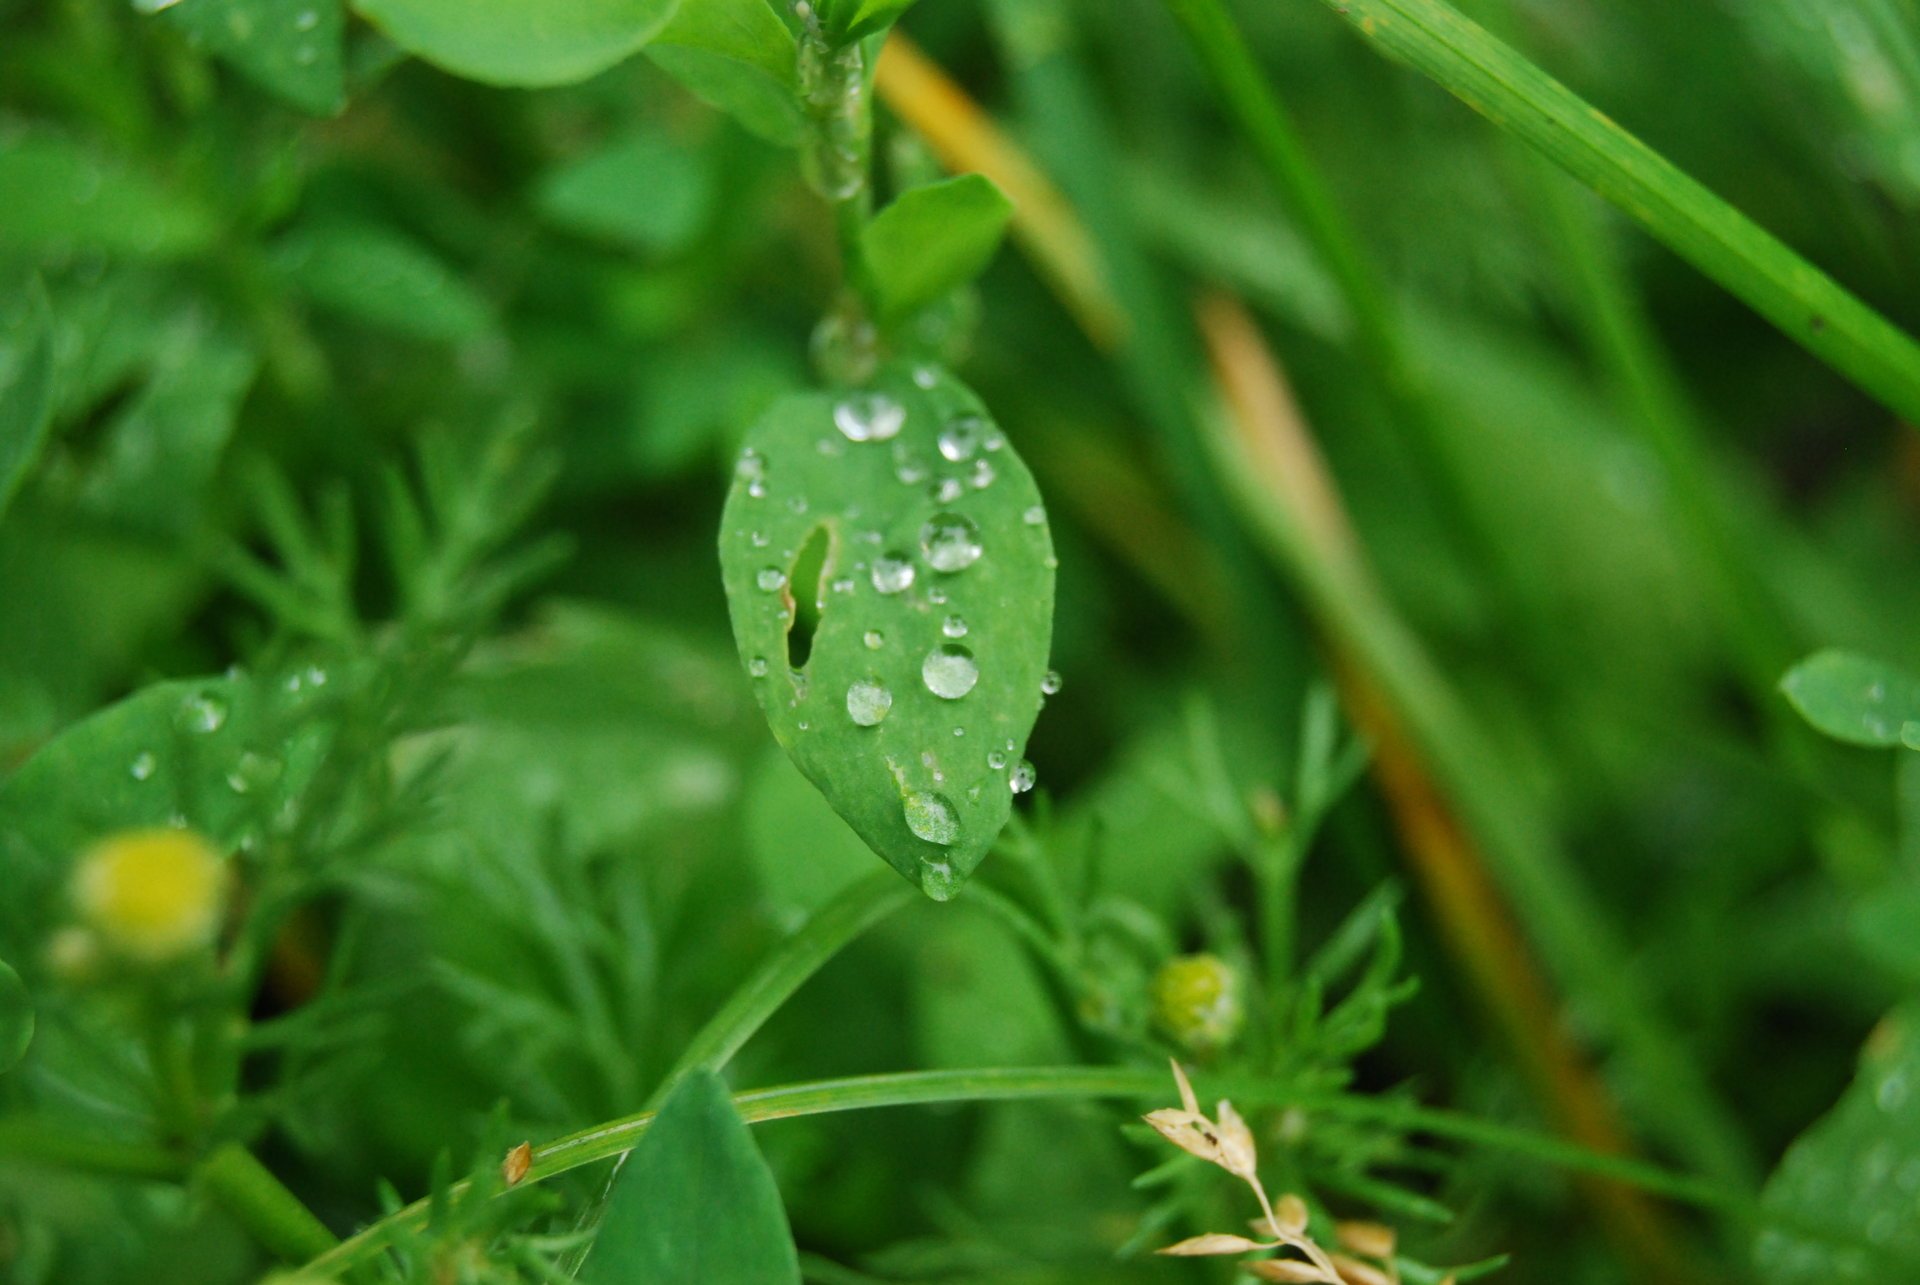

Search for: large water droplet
xmin=757 ymin=567 xmax=788 ymax=593
xmin=1009 ymin=759 xmax=1037 ymax=794
xmin=921 ymin=514 xmax=982 ymax=573
xmin=1041 ymin=669 xmax=1062 ymax=695
xmin=871 ymin=554 xmax=915 ymax=594
xmin=904 ymin=791 xmax=959 ymax=845
xmin=177 ymin=692 xmax=228 ymax=734
xmin=938 ymin=416 xmax=984 ymax=462
xmin=833 ymin=392 xmax=905 ymax=442
xmin=847 ymin=680 xmax=893 ymax=727
xmin=923 ymin=645 xmax=979 ymax=699
xmin=130 ymin=752 xmax=156 ymax=782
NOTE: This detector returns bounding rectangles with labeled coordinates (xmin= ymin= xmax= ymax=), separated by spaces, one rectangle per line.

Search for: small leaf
xmin=1781 ymin=650 xmax=1920 ymax=748
xmin=0 ymin=958 xmax=32 ymax=1074
xmin=646 ymin=0 xmax=801 ymax=145
xmin=581 ymin=1071 xmax=801 ymax=1285
xmin=861 ymin=175 xmax=1013 ymax=322
xmin=351 ymin=0 xmax=677 ymax=87
xmin=717 ymin=363 xmax=1055 ymax=899
xmin=0 ymin=133 xmax=217 ymax=260
xmin=0 ymin=277 xmax=55 ymax=524
xmin=838 ymin=0 xmax=919 ymax=42
xmin=1753 ymin=1004 xmax=1920 ymax=1281
xmin=534 ymin=130 xmax=716 ymax=256
xmin=154 ymin=0 xmax=346 ymax=115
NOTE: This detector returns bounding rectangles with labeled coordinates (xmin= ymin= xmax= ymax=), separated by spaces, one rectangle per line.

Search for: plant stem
xmin=0 ymin=1117 xmax=185 ymax=1181
xmin=647 ymin=871 xmax=914 ymax=1109
xmin=197 ymin=1142 xmax=339 ymax=1262
xmin=1308 ymin=0 xmax=1920 ymax=426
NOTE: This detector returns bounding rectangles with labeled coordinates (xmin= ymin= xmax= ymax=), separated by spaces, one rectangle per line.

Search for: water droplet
xmin=969 ymin=460 xmax=995 ymax=489
xmin=938 ymin=416 xmax=984 ymax=462
xmin=920 ymin=858 xmax=957 ymax=899
xmin=847 ymin=680 xmax=892 ymax=727
xmin=912 ymin=365 xmax=939 ymax=390
xmin=987 ymin=750 xmax=1007 ymax=770
xmin=831 ymin=576 xmax=856 ymax=594
xmin=1041 ymin=669 xmax=1062 ymax=695
xmin=747 ymin=479 xmax=767 ymax=499
xmin=750 ymin=531 xmax=770 ymax=548
xmin=927 ymin=586 xmax=949 ymax=605
xmin=748 ymin=656 xmax=769 ymax=677
xmin=922 ymin=645 xmax=979 ymax=699
xmin=786 ymin=496 xmax=809 ymax=515
xmin=798 ymin=719 xmax=811 ymax=730
xmin=871 ymin=554 xmax=915 ymax=594
xmin=130 ymin=752 xmax=156 ymax=781
xmin=952 ymin=726 xmax=965 ymax=737
xmin=931 ymin=477 xmax=965 ymax=504
xmin=921 ymin=514 xmax=983 ymax=573
xmin=1009 ymin=759 xmax=1037 ymax=794
xmin=1024 ymin=505 xmax=1046 ymax=526
xmin=942 ymin=615 xmax=968 ymax=638
xmin=984 ymin=432 xmax=1005 ymax=452
xmin=177 ymin=692 xmax=228 ymax=734
xmin=863 ymin=629 xmax=885 ymax=649
xmin=895 ymin=459 xmax=929 ymax=485
xmin=305 ymin=666 xmax=327 ymax=687
xmin=904 ymin=791 xmax=959 ymax=845
xmin=834 ymin=392 xmax=905 ymax=442
xmin=757 ymin=567 xmax=788 ymax=592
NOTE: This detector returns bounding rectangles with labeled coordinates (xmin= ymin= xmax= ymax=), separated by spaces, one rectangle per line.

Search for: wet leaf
xmin=352 ymin=0 xmax=676 ymax=87
xmin=1754 ymin=1004 xmax=1920 ymax=1282
xmin=581 ymin=1070 xmax=801 ymax=1285
xmin=862 ymin=174 xmax=1013 ymax=322
xmin=718 ymin=363 xmax=1054 ymax=899
xmin=0 ymin=277 xmax=54 ymax=524
xmin=155 ymin=0 xmax=347 ymax=116
xmin=1781 ymin=650 xmax=1920 ymax=748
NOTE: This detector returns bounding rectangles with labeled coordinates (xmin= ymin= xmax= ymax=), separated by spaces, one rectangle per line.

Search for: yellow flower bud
xmin=72 ymin=828 xmax=229 ymax=963
xmin=1150 ymin=953 xmax=1244 ymax=1055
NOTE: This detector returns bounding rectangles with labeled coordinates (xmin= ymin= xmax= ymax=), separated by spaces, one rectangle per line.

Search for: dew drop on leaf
xmin=938 ymin=416 xmax=983 ymax=462
xmin=863 ymin=629 xmax=885 ymax=650
xmin=833 ymin=392 xmax=904 ymax=443
xmin=903 ymin=791 xmax=959 ymax=845
xmin=942 ymin=615 xmax=968 ymax=638
xmin=130 ymin=751 xmax=156 ymax=781
xmin=177 ymin=692 xmax=228 ymax=734
xmin=1041 ymin=669 xmax=1062 ymax=695
xmin=1009 ymin=759 xmax=1037 ymax=794
xmin=922 ymin=645 xmax=979 ymax=700
xmin=847 ymin=680 xmax=892 ymax=727
xmin=871 ymin=554 xmax=915 ymax=594
xmin=757 ymin=567 xmax=788 ymax=593
xmin=920 ymin=513 xmax=982 ymax=573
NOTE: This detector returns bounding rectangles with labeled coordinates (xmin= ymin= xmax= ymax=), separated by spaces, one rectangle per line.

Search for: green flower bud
xmin=1150 ymin=953 xmax=1244 ymax=1055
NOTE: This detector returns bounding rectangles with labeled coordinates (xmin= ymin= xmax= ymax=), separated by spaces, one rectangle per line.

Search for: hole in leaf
xmin=786 ymin=523 xmax=833 ymax=670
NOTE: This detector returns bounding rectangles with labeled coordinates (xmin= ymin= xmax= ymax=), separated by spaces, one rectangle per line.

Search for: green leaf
xmin=837 ymin=0 xmax=919 ymax=42
xmin=0 ymin=278 xmax=55 ymax=524
xmin=581 ymin=1070 xmax=801 ymax=1285
xmin=861 ymin=174 xmax=1013 ymax=321
xmin=351 ymin=0 xmax=677 ymax=86
xmin=1308 ymin=0 xmax=1920 ymax=427
xmin=155 ymin=0 xmax=346 ymax=115
xmin=534 ymin=130 xmax=716 ymax=256
xmin=0 ymin=957 xmax=31 ymax=1074
xmin=1780 ymin=650 xmax=1920 ymax=748
xmin=717 ymin=363 xmax=1055 ymax=899
xmin=647 ymin=0 xmax=802 ymax=146
xmin=0 ymin=134 xmax=217 ymax=260
xmin=1852 ymin=882 xmax=1920 ymax=985
xmin=277 ymin=222 xmax=492 ymax=342
xmin=1754 ymin=1004 xmax=1920 ymax=1281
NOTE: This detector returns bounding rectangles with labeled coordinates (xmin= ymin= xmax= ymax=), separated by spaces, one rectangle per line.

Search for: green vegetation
xmin=2 ymin=0 xmax=1919 ymax=1281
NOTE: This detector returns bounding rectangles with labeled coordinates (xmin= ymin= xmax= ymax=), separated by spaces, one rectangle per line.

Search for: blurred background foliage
xmin=1 ymin=0 xmax=1919 ymax=1281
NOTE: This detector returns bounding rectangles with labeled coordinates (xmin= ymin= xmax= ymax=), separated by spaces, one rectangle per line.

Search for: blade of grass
xmin=1308 ymin=0 xmax=1920 ymax=426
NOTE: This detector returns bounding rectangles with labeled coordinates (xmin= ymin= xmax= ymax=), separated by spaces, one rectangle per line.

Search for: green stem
xmin=647 ymin=871 xmax=914 ymax=1109
xmin=1310 ymin=0 xmax=1920 ymax=426
xmin=197 ymin=1142 xmax=339 ymax=1262
xmin=0 ymin=1118 xmax=185 ymax=1181
xmin=306 ymin=1063 xmax=1780 ymax=1277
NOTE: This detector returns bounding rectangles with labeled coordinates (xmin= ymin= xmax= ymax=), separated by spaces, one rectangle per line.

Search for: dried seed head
xmin=1169 ymin=1057 xmax=1200 ymax=1115
xmin=1213 ymin=1098 xmax=1259 ymax=1180
xmin=1248 ymin=1259 xmax=1342 ymax=1283
xmin=1272 ymin=1193 xmax=1311 ymax=1237
xmin=1143 ymin=1108 xmax=1229 ymax=1167
xmin=1329 ymin=1253 xmax=1394 ymax=1285
xmin=1335 ymin=1220 xmax=1396 ymax=1260
xmin=1155 ymin=1232 xmax=1278 ymax=1257
xmin=502 ymin=1142 xmax=532 ymax=1186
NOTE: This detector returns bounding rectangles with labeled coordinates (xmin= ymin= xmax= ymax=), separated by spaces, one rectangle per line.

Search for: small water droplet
xmin=847 ymin=680 xmax=893 ymax=727
xmin=931 ymin=477 xmax=965 ymax=504
xmin=912 ymin=365 xmax=938 ymax=390
xmin=938 ymin=416 xmax=984 ymax=462
xmin=831 ymin=577 xmax=856 ymax=594
xmin=1009 ymin=759 xmax=1037 ymax=794
xmin=923 ymin=645 xmax=979 ymax=699
xmin=177 ymin=692 xmax=228 ymax=734
xmin=942 ymin=615 xmax=968 ymax=638
xmin=871 ymin=554 xmax=915 ymax=594
xmin=747 ymin=479 xmax=767 ymax=499
xmin=750 ymin=531 xmax=771 ymax=548
xmin=987 ymin=750 xmax=1007 ymax=770
xmin=748 ymin=656 xmax=769 ymax=677
xmin=969 ymin=459 xmax=995 ymax=489
xmin=895 ymin=459 xmax=929 ymax=485
xmin=797 ymin=718 xmax=811 ymax=730
xmin=863 ymin=629 xmax=885 ymax=649
xmin=927 ymin=585 xmax=949 ymax=605
xmin=1041 ymin=669 xmax=1062 ymax=695
xmin=757 ymin=567 xmax=789 ymax=592
xmin=130 ymin=752 xmax=156 ymax=781
xmin=834 ymin=392 xmax=905 ymax=442
xmin=1024 ymin=505 xmax=1046 ymax=526
xmin=305 ymin=666 xmax=327 ymax=687
xmin=952 ymin=726 xmax=965 ymax=737
xmin=904 ymin=791 xmax=959 ymax=845
xmin=921 ymin=513 xmax=983 ymax=573
xmin=984 ymin=432 xmax=1005 ymax=452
